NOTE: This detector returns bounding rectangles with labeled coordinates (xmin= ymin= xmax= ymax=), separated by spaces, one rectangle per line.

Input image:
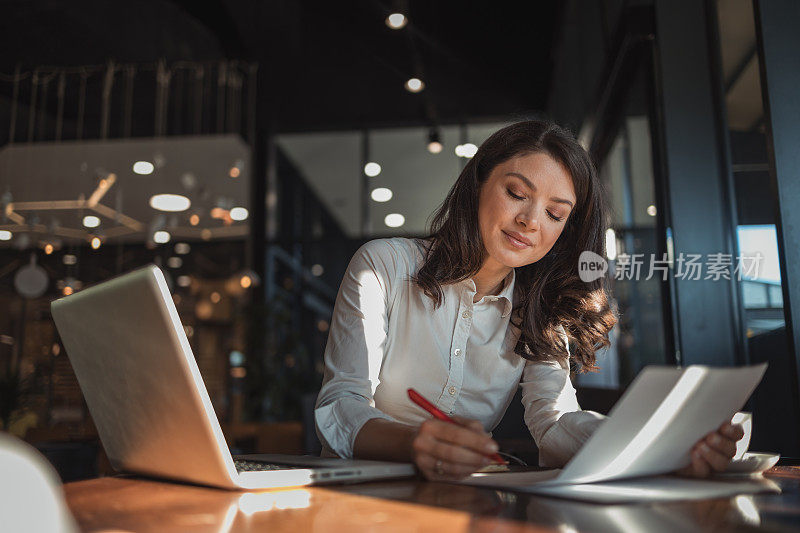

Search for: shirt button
xmin=462 ymin=310 xmax=472 ymax=319
xmin=448 ymin=386 xmax=456 ymax=395
xmin=454 ymin=348 xmax=462 ymax=357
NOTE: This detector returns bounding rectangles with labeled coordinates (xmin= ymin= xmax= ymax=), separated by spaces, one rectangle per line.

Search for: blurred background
xmin=1 ymin=0 xmax=798 ymax=480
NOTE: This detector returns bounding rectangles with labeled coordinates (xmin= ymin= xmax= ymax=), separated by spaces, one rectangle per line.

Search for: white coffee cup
xmin=731 ymin=411 xmax=753 ymax=460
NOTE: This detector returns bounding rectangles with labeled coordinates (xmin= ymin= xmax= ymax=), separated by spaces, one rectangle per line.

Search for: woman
xmin=315 ymin=120 xmax=743 ymax=480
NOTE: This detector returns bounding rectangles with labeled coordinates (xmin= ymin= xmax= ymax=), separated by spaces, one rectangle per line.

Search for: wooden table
xmin=64 ymin=467 xmax=800 ymax=532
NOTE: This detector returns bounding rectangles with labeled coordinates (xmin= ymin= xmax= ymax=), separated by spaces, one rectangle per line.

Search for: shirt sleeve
xmin=314 ymin=239 xmax=403 ymax=458
xmin=520 ymin=336 xmax=606 ymax=467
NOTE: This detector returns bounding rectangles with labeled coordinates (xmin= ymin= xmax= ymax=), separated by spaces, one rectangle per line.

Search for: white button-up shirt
xmin=314 ymin=237 xmax=605 ymax=466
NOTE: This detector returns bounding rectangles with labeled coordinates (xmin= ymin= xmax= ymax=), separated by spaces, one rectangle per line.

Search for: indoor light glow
xmin=427 ymin=129 xmax=443 ymax=154
xmin=605 ymin=228 xmax=617 ymax=261
xmin=384 ymin=213 xmax=405 ymax=228
xmin=189 ymin=214 xmax=200 ymax=226
xmin=371 ymin=188 xmax=393 ymax=202
xmin=0 ymin=230 xmax=11 ymax=241
xmin=230 ymin=207 xmax=249 ymax=221
xmin=82 ymin=215 xmax=101 ymax=228
xmin=90 ymin=237 xmax=101 ymax=249
xmin=167 ymin=256 xmax=182 ymax=269
xmin=175 ymin=242 xmax=191 ymax=255
xmin=386 ymin=13 xmax=407 ymax=29
xmin=404 ymin=78 xmax=424 ymax=93
xmin=177 ymin=275 xmax=192 ymax=287
xmin=150 ymin=194 xmax=191 ymax=212
xmin=153 ymin=230 xmax=171 ymax=244
xmin=44 ymin=244 xmax=54 ymax=255
xmin=647 ymin=205 xmax=657 ymax=216
xmin=133 ymin=161 xmax=154 ymax=175
xmin=364 ymin=162 xmax=382 ymax=177
xmin=455 ymin=143 xmax=479 ymax=158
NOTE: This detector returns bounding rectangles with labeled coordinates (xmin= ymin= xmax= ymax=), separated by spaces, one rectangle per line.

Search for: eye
xmin=546 ymin=211 xmax=564 ymax=222
xmin=506 ymin=188 xmax=525 ymax=200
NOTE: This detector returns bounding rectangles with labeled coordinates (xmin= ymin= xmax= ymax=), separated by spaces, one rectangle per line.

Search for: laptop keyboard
xmin=234 ymin=459 xmax=305 ymax=473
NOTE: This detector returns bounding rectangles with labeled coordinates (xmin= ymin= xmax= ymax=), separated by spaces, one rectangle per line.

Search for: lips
xmin=503 ymin=231 xmax=532 ymax=248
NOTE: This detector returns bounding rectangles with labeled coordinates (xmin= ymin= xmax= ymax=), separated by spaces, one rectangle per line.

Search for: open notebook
xmin=458 ymin=363 xmax=780 ymax=502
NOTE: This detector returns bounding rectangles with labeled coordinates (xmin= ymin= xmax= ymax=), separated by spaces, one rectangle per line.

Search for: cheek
xmin=479 ymin=197 xmax=508 ymax=231
xmin=537 ymin=226 xmax=565 ymax=253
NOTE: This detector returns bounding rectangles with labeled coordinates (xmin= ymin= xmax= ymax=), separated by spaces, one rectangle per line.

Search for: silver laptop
xmin=51 ymin=264 xmax=415 ymax=490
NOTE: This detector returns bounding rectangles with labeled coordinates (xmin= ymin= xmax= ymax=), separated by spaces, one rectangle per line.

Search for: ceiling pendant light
xmin=384 ymin=213 xmax=405 ymax=228
xmin=150 ymin=194 xmax=191 ymax=212
xmin=371 ymin=188 xmax=393 ymax=202
xmin=386 ymin=13 xmax=407 ymax=29
xmin=364 ymin=162 xmax=382 ymax=177
xmin=133 ymin=161 xmax=154 ymax=175
xmin=404 ymin=78 xmax=424 ymax=93
xmin=427 ymin=129 xmax=443 ymax=154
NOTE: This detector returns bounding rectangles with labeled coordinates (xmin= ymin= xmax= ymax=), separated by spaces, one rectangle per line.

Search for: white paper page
xmin=523 ymin=475 xmax=780 ymax=504
xmin=555 ymin=363 xmax=767 ymax=485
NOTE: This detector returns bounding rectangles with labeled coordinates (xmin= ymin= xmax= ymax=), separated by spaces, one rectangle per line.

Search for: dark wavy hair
xmin=411 ymin=120 xmax=617 ymax=372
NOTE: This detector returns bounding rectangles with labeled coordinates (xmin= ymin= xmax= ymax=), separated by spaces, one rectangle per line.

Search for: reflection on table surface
xmin=63 ymin=467 xmax=800 ymax=533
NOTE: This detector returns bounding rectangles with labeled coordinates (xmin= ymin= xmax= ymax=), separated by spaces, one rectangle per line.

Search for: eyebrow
xmin=505 ymin=172 xmax=575 ymax=208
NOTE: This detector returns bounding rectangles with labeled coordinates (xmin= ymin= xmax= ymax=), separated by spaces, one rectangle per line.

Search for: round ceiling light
xmin=371 ymin=188 xmax=393 ymax=202
xmin=82 ymin=215 xmax=101 ymax=228
xmin=455 ymin=143 xmax=478 ymax=158
xmin=404 ymin=78 xmax=425 ymax=93
xmin=149 ymin=194 xmax=191 ymax=212
xmin=133 ymin=161 xmax=155 ymax=175
xmin=153 ymin=231 xmax=171 ymax=244
xmin=364 ymin=162 xmax=382 ymax=177
xmin=386 ymin=13 xmax=407 ymax=29
xmin=384 ymin=213 xmax=405 ymax=228
xmin=230 ymin=207 xmax=249 ymax=221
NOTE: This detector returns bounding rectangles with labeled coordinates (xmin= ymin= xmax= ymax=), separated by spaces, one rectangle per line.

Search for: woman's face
xmin=477 ymin=152 xmax=576 ymax=270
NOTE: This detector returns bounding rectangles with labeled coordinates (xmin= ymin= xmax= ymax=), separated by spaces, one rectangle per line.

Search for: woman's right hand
xmin=411 ymin=416 xmax=501 ymax=480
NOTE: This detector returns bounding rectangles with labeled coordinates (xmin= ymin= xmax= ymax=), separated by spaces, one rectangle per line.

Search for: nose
xmin=516 ymin=206 xmax=540 ymax=231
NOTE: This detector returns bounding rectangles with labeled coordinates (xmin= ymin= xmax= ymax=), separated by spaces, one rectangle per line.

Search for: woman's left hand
xmin=677 ymin=422 xmax=745 ymax=478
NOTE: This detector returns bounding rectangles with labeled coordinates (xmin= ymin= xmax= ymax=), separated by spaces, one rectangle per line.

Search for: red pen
xmin=407 ymin=388 xmax=506 ymax=464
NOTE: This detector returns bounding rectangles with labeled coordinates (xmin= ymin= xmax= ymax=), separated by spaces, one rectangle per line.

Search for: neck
xmin=472 ymin=258 xmax=511 ymax=302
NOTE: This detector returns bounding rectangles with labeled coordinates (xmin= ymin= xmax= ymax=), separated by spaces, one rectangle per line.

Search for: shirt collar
xmin=462 ymin=268 xmax=516 ymax=318
xmin=497 ymin=268 xmax=515 ymax=318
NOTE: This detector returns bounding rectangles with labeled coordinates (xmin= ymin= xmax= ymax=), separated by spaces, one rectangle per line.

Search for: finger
xmin=690 ymin=447 xmax=710 ymax=478
xmin=419 ymin=419 xmax=498 ymax=457
xmin=412 ymin=432 xmax=490 ymax=468
xmin=719 ymin=422 xmax=745 ymax=441
xmin=699 ymin=442 xmax=731 ymax=472
xmin=423 ymin=420 xmax=499 ymax=456
xmin=706 ymin=432 xmax=737 ymax=459
xmin=428 ymin=439 xmax=493 ymax=467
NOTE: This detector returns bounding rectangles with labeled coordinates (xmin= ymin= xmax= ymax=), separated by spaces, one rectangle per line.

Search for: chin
xmin=494 ymin=246 xmax=535 ymax=268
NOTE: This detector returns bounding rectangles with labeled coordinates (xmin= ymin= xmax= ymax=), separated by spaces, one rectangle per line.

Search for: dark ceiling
xmin=0 ymin=0 xmax=561 ymax=132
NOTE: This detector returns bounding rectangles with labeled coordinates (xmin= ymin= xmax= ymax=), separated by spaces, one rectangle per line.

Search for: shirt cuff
xmin=315 ymin=396 xmax=399 ymax=459
xmin=537 ymin=410 xmax=606 ymax=467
